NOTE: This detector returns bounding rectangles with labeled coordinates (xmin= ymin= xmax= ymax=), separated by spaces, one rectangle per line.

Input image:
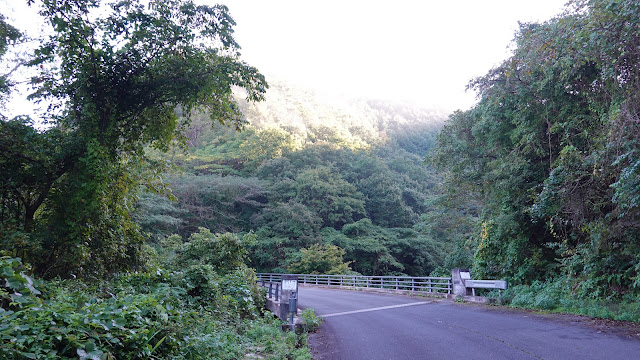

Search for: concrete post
xmin=452 ymin=268 xmax=472 ymax=297
xmin=279 ymin=275 xmax=298 ymax=320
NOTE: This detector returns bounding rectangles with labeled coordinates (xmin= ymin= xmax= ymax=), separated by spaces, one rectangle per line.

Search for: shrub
xmin=175 ymin=229 xmax=252 ymax=274
xmin=502 ymin=277 xmax=640 ymax=322
xmin=300 ymin=308 xmax=323 ymax=332
xmin=1 ymin=256 xmax=311 ymax=359
xmin=533 ymin=294 xmax=557 ymax=310
xmin=0 ymin=278 xmax=183 ymax=359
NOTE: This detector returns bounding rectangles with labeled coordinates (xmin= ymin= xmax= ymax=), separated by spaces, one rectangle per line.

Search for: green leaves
xmin=288 ymin=244 xmax=352 ymax=275
xmin=0 ymin=257 xmax=42 ymax=307
xmin=430 ymin=0 xmax=640 ymax=296
xmin=1 ymin=0 xmax=267 ymax=279
xmin=175 ymin=228 xmax=250 ymax=274
xmin=0 ymin=14 xmax=21 ymax=104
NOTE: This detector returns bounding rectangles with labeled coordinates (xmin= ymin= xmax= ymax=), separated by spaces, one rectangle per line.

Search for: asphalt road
xmin=297 ymin=286 xmax=640 ymax=360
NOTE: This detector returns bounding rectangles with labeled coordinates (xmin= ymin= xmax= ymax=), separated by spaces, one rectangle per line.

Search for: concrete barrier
xmin=451 ymin=268 xmax=507 ymax=303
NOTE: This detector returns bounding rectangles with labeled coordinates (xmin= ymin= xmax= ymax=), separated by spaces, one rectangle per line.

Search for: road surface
xmin=297 ymin=286 xmax=640 ymax=360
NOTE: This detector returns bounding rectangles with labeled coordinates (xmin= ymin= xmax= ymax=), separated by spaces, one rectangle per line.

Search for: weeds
xmin=498 ymin=278 xmax=640 ymax=321
xmin=300 ymin=308 xmax=323 ymax=332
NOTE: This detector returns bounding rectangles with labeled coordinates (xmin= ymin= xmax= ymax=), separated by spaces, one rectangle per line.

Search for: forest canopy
xmin=0 ymin=0 xmax=266 ymax=278
xmin=1 ymin=0 xmax=448 ymax=281
xmin=137 ymin=81 xmax=449 ymax=277
xmin=430 ymin=0 xmax=640 ymax=298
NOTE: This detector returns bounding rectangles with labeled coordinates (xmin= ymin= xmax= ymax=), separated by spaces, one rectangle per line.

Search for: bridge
xmin=257 ymin=272 xmax=640 ymax=360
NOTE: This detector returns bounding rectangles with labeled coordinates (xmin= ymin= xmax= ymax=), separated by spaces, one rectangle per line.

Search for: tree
xmin=168 ymin=174 xmax=268 ymax=235
xmin=0 ymin=117 xmax=78 ymax=262
xmin=288 ymin=243 xmax=352 ymax=275
xmin=249 ymin=201 xmax=322 ymax=272
xmin=0 ymin=118 xmax=74 ymax=232
xmin=0 ymin=0 xmax=266 ymax=278
xmin=430 ymin=0 xmax=640 ymax=296
xmin=293 ymin=165 xmax=366 ymax=229
xmin=175 ymin=227 xmax=251 ymax=274
xmin=0 ymin=14 xmax=21 ymax=108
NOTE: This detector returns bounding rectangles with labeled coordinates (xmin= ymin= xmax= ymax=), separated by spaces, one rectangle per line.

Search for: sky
xmin=217 ymin=0 xmax=569 ymax=110
xmin=1 ymin=0 xmax=569 ymax=117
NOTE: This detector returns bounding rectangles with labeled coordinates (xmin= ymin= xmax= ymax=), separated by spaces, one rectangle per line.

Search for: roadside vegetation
xmin=500 ymin=281 xmax=640 ymax=322
xmin=1 ymin=230 xmax=312 ymax=358
xmin=430 ymin=0 xmax=640 ymax=320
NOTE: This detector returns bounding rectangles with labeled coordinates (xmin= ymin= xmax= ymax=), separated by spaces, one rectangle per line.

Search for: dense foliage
xmin=0 ymin=2 xmax=318 ymax=358
xmin=136 ymin=81 xmax=448 ymax=277
xmin=0 ymin=0 xmax=266 ymax=279
xmin=0 ymin=229 xmax=312 ymax=359
xmin=431 ymin=0 xmax=640 ymax=300
xmin=1 ymin=1 xmax=452 ymax=356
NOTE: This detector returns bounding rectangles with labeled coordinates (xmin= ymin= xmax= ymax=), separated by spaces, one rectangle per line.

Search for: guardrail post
xmin=411 ymin=278 xmax=415 ymax=292
xmin=288 ymin=291 xmax=298 ymax=328
xmin=275 ymin=283 xmax=280 ymax=301
xmin=395 ymin=278 xmax=399 ymax=290
xmin=269 ymin=282 xmax=273 ymax=298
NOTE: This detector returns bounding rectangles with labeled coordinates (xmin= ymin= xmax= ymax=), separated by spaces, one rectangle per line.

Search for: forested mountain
xmin=137 ymin=80 xmax=449 ymax=276
xmin=431 ymin=0 xmax=640 ymax=305
xmin=3 ymin=4 xmax=639 ymax=356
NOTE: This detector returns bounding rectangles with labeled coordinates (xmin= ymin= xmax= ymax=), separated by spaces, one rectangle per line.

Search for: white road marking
xmin=321 ymin=301 xmax=432 ymax=318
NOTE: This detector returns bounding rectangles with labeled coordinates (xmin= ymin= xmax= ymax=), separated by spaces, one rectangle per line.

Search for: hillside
xmin=137 ymin=79 xmax=450 ymax=276
xmin=236 ymin=79 xmax=446 ymax=154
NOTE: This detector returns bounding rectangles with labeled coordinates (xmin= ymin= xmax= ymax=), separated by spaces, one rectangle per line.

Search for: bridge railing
xmin=257 ymin=273 xmax=452 ymax=294
xmin=257 ymin=279 xmax=282 ymax=301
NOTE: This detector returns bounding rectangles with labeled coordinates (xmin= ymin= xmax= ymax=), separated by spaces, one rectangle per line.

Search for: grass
xmin=487 ymin=279 xmax=640 ymax=322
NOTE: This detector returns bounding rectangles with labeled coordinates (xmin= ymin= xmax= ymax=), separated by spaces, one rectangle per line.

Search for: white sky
xmin=2 ymin=0 xmax=569 ymax=117
xmin=218 ymin=0 xmax=569 ymax=111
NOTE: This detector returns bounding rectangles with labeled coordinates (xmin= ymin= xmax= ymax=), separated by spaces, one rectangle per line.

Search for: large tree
xmin=431 ymin=0 xmax=640 ymax=296
xmin=0 ymin=0 xmax=266 ymax=278
xmin=0 ymin=14 xmax=21 ymax=106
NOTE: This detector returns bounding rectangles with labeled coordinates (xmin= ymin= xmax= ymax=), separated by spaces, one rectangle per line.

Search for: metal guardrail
xmin=257 ymin=273 xmax=452 ymax=294
xmin=464 ymin=279 xmax=507 ymax=296
xmin=258 ymin=280 xmax=282 ymax=301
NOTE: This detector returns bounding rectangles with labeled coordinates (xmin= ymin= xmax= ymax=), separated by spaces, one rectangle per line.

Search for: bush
xmin=1 ymin=279 xmax=183 ymax=359
xmin=300 ymin=308 xmax=323 ymax=332
xmin=509 ymin=288 xmax=535 ymax=308
xmin=533 ymin=294 xmax=556 ymax=310
xmin=175 ymin=229 xmax=253 ymax=274
xmin=502 ymin=277 xmax=640 ymax=321
xmin=0 ymin=255 xmax=311 ymax=359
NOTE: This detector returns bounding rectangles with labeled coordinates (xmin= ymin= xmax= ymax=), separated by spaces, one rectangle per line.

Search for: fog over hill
xmin=234 ymin=78 xmax=448 ymax=155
